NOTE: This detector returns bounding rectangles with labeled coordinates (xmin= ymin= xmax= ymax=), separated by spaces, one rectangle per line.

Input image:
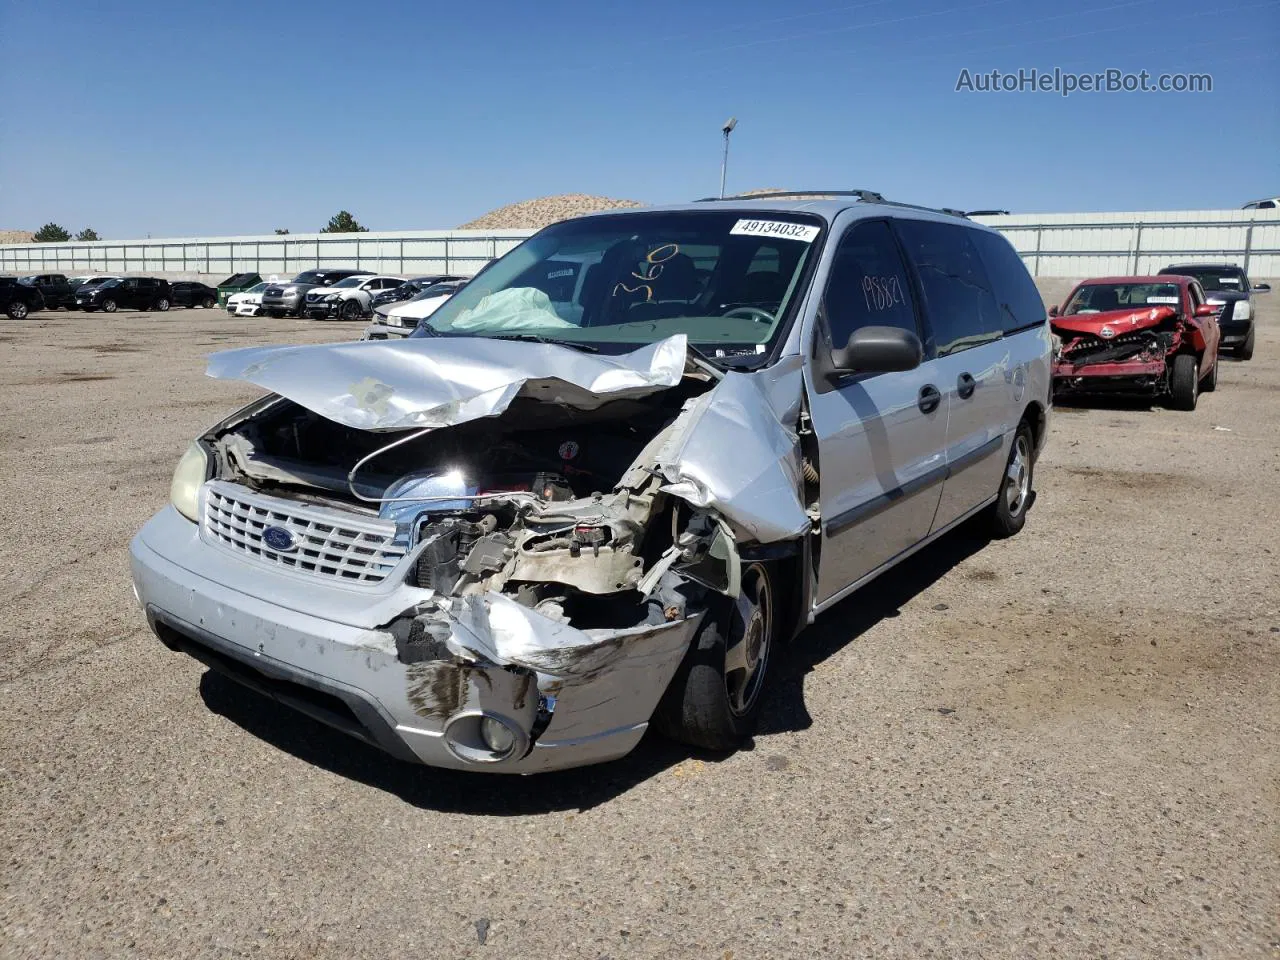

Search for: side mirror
xmin=1047 ymin=304 xmax=1060 ymax=317
xmin=830 ymin=326 xmax=923 ymax=377
xmin=1253 ymin=282 xmax=1271 ymax=293
xmin=1194 ymin=303 xmax=1216 ymax=317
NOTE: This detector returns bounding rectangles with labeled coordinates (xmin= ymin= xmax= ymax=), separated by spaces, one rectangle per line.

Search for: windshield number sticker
xmin=862 ymin=275 xmax=906 ymax=312
xmin=730 ymin=220 xmax=820 ymax=243
xmin=1146 ymin=296 xmax=1180 ymax=304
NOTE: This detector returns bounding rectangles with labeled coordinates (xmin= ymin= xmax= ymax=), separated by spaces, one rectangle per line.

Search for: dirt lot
xmin=1 ymin=299 xmax=1277 ymax=960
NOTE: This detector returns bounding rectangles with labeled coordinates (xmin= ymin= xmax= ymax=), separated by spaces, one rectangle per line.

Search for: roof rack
xmin=693 ymin=190 xmax=971 ymax=220
xmin=965 ymin=209 xmax=1010 ymax=217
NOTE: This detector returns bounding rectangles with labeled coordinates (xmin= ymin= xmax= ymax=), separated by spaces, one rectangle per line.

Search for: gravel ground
xmin=1 ymin=295 xmax=1277 ymax=959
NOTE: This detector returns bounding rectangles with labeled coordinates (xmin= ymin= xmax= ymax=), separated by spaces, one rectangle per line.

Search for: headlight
xmin=170 ymin=442 xmax=211 ymax=522
xmin=282 ymin=286 xmax=297 ymax=295
xmin=324 ymin=294 xmax=341 ymax=302
xmin=1234 ymin=301 xmax=1251 ymax=321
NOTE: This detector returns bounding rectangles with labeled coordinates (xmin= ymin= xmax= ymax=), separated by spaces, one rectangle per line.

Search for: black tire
xmin=102 ymin=299 xmax=117 ymax=313
xmin=986 ymin=421 xmax=1034 ymax=538
xmin=156 ymin=298 xmax=170 ymax=312
xmin=341 ymin=299 xmax=363 ymax=321
xmin=1237 ymin=327 xmax=1255 ymax=361
xmin=267 ymin=310 xmax=284 ymax=319
xmin=293 ymin=301 xmax=308 ymax=318
xmin=202 ymin=297 xmax=216 ymax=309
xmin=653 ymin=561 xmax=777 ymax=751
xmin=1201 ymin=357 xmax=1217 ymax=392
xmin=8 ymin=300 xmax=29 ymax=320
xmin=1168 ymin=353 xmax=1199 ymax=411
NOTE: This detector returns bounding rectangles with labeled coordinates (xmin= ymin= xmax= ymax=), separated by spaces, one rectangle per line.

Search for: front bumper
xmin=1052 ymin=358 xmax=1167 ymax=395
xmin=304 ymin=299 xmax=354 ymax=319
xmin=1218 ymin=320 xmax=1253 ymax=346
xmin=261 ymin=294 xmax=302 ymax=314
xmin=130 ymin=505 xmax=696 ymax=772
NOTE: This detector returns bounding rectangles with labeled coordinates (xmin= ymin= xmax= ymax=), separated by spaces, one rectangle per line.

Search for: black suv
xmin=78 ymin=277 xmax=173 ymax=313
xmin=261 ymin=269 xmax=372 ymax=318
xmin=1158 ymin=263 xmax=1260 ymax=360
xmin=170 ymin=281 xmax=219 ymax=308
xmin=1 ymin=276 xmax=45 ymax=319
xmin=19 ymin=274 xmax=77 ymax=310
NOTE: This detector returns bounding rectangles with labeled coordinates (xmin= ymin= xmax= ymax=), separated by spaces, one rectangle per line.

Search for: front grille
xmin=201 ymin=481 xmax=406 ymax=585
xmin=264 ymin=286 xmax=283 ymax=297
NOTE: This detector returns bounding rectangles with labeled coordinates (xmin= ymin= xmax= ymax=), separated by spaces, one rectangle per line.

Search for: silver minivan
xmin=130 ymin=192 xmax=1051 ymax=772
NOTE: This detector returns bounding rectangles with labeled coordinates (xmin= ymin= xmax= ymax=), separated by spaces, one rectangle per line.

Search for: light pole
xmin=719 ymin=117 xmax=737 ymax=199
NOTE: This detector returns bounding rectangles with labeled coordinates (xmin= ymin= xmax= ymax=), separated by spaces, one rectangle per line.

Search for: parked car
xmin=364 ymin=280 xmax=466 ymax=339
xmin=1049 ymin=275 xmax=1220 ymax=409
xmin=216 ymin=272 xmax=263 ymax=308
xmin=170 ymin=281 xmax=219 ymax=309
xmin=1 ymin=276 xmax=45 ymax=319
xmin=1158 ymin=263 xmax=1260 ymax=360
xmin=369 ymin=274 xmax=468 ymax=312
xmin=70 ymin=275 xmax=122 ymax=295
xmin=1241 ymin=197 xmax=1279 ymax=210
xmin=303 ymin=275 xmax=406 ymax=321
xmin=131 ymin=195 xmax=1051 ymax=772
xmin=225 ymin=281 xmax=271 ymax=317
xmin=77 ymin=277 xmax=172 ymax=313
xmin=261 ymin=269 xmax=372 ymax=318
xmin=18 ymin=274 xmax=77 ymax=310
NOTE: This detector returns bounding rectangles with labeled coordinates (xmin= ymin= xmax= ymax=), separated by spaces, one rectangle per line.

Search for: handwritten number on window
xmin=861 ymin=275 xmax=905 ymax=312
xmin=613 ymin=242 xmax=681 ymax=301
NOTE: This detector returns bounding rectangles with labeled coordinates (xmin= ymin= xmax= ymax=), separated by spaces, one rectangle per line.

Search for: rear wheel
xmin=653 ymin=562 xmax=777 ymax=751
xmin=102 ymin=299 xmax=118 ymax=313
xmin=156 ymin=298 xmax=170 ymax=312
xmin=1168 ymin=354 xmax=1199 ymax=411
xmin=986 ymin=421 xmax=1034 ymax=538
xmin=1237 ymin=327 xmax=1255 ymax=361
xmin=202 ymin=296 xmax=216 ymax=309
xmin=8 ymin=300 xmax=29 ymax=320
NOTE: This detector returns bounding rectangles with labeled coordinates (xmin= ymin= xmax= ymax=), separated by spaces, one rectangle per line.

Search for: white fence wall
xmin=3 ymin=210 xmax=1278 ymax=281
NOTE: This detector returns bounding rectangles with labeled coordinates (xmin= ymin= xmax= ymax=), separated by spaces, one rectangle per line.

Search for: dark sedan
xmin=0 ymin=276 xmax=45 ymax=319
xmin=369 ymin=273 xmax=467 ymax=310
xmin=170 ymin=281 xmax=219 ymax=309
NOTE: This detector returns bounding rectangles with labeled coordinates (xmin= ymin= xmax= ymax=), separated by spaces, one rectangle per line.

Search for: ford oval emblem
xmin=1099 ymin=325 xmax=1116 ymax=339
xmin=262 ymin=525 xmax=298 ymax=553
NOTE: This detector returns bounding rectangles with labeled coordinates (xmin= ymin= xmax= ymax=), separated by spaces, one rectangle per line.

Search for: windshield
xmin=247 ymin=282 xmax=269 ymax=293
xmin=1065 ymin=282 xmax=1181 ymax=314
xmin=1167 ymin=268 xmax=1246 ymax=292
xmin=415 ymin=211 xmax=823 ymax=358
xmin=331 ymin=276 xmax=365 ymax=289
xmin=292 ymin=271 xmax=330 ymax=284
xmin=17 ymin=277 xmax=35 ymax=286
xmin=97 ymin=278 xmax=122 ymax=289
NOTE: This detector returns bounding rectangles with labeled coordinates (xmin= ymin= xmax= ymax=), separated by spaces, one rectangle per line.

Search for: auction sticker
xmin=730 ymin=219 xmax=820 ymax=242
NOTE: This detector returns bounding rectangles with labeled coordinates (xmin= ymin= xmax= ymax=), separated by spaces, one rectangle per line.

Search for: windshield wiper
xmin=489 ymin=333 xmax=599 ymax=353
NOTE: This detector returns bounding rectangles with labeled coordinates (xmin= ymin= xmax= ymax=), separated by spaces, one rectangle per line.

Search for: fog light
xmin=480 ymin=716 xmax=517 ymax=755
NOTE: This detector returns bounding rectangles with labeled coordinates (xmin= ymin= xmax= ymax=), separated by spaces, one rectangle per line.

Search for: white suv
xmin=304 ymin=275 xmax=406 ymax=321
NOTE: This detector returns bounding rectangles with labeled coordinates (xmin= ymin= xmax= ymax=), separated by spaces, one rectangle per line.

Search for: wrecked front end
xmin=1050 ymin=306 xmax=1183 ymax=397
xmin=130 ymin=335 xmax=807 ymax=771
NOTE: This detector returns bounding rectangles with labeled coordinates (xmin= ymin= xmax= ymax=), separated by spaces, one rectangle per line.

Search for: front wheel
xmin=341 ymin=299 xmax=363 ymax=321
xmin=155 ymin=298 xmax=170 ymax=312
xmin=1237 ymin=327 xmax=1255 ymax=361
xmin=8 ymin=300 xmax=29 ymax=320
xmin=986 ymin=422 xmax=1034 ymax=538
xmin=1168 ymin=354 xmax=1198 ymax=411
xmin=653 ymin=561 xmax=778 ymax=751
xmin=102 ymin=299 xmax=118 ymax=313
xmin=202 ymin=297 xmax=216 ymax=309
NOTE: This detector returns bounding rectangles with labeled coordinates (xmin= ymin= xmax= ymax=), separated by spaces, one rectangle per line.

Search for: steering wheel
xmin=721 ymin=306 xmax=776 ymax=324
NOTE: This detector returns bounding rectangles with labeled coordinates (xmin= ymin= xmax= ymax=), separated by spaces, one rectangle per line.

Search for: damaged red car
xmin=1049 ymin=275 xmax=1221 ymax=410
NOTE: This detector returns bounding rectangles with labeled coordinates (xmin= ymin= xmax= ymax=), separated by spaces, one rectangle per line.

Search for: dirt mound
xmin=0 ymin=230 xmax=35 ymax=245
xmin=458 ymin=194 xmax=643 ymax=230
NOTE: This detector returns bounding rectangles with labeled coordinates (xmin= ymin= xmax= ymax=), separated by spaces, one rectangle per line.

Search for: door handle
xmin=957 ymin=372 xmax=976 ymax=399
xmin=918 ymin=384 xmax=941 ymax=414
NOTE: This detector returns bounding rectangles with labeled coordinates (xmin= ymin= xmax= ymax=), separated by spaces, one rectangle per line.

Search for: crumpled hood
xmin=1051 ymin=305 xmax=1176 ymax=339
xmin=205 ymin=334 xmax=689 ymax=431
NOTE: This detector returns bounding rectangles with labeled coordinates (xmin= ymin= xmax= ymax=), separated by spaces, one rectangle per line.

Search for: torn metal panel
xmin=656 ymin=360 xmax=809 ymax=544
xmin=205 ymin=334 xmax=689 ymax=431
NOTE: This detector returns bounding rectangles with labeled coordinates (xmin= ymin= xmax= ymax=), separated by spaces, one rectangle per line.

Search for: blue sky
xmin=0 ymin=0 xmax=1276 ymax=239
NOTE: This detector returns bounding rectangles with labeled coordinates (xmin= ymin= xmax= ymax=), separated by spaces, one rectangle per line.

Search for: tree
xmin=75 ymin=227 xmax=100 ymax=241
xmin=319 ymin=210 xmax=368 ymax=233
xmin=33 ymin=223 xmax=71 ymax=243
xmin=274 ymin=228 xmax=290 ymax=235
